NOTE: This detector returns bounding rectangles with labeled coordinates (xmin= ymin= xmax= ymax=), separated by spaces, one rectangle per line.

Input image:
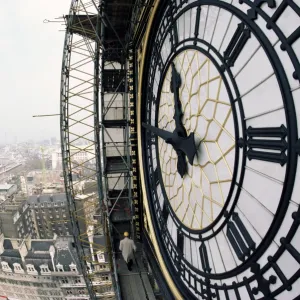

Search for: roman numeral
xmin=177 ymin=229 xmax=184 ymax=254
xmin=194 ymin=6 xmax=201 ymax=41
xmin=199 ymin=243 xmax=211 ymax=273
xmin=168 ymin=6 xmax=178 ymax=50
xmin=162 ymin=202 xmax=169 ymax=222
xmin=146 ymin=131 xmax=156 ymax=150
xmin=224 ymin=23 xmax=251 ymax=67
xmin=240 ymin=125 xmax=288 ymax=166
xmin=227 ymin=212 xmax=256 ymax=261
xmin=152 ymin=168 xmax=159 ymax=186
xmin=153 ymin=43 xmax=164 ymax=72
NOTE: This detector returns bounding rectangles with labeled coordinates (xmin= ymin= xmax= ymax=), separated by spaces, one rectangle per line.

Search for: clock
xmin=137 ymin=0 xmax=300 ymax=299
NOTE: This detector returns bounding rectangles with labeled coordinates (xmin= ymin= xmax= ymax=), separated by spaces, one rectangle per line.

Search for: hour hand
xmin=142 ymin=123 xmax=197 ymax=165
xmin=170 ymin=62 xmax=186 ymax=137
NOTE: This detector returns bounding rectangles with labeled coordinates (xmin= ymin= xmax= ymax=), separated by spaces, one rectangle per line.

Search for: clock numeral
xmin=241 ymin=125 xmax=288 ymax=166
xmin=153 ymin=43 xmax=164 ymax=72
xmin=177 ymin=229 xmax=184 ymax=254
xmin=168 ymin=6 xmax=179 ymax=50
xmin=199 ymin=243 xmax=211 ymax=273
xmin=162 ymin=202 xmax=169 ymax=223
xmin=152 ymin=168 xmax=159 ymax=187
xmin=224 ymin=23 xmax=251 ymax=67
xmin=227 ymin=213 xmax=256 ymax=261
xmin=194 ymin=6 xmax=201 ymax=42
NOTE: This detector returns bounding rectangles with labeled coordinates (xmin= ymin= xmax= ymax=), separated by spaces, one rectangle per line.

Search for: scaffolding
xmin=60 ymin=0 xmax=158 ymax=299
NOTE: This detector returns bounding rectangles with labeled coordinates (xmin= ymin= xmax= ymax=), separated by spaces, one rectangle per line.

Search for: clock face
xmin=158 ymin=49 xmax=235 ymax=230
xmin=139 ymin=0 xmax=300 ymax=299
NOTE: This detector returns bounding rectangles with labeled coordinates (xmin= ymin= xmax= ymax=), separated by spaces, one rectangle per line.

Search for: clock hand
xmin=170 ymin=62 xmax=187 ymax=138
xmin=142 ymin=123 xmax=174 ymax=143
xmin=142 ymin=123 xmax=197 ymax=165
xmin=176 ymin=150 xmax=187 ymax=178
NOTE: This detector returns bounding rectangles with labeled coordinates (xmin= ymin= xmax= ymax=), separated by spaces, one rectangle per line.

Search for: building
xmin=0 ymin=184 xmax=17 ymax=198
xmin=0 ymin=235 xmax=88 ymax=300
xmin=0 ymin=197 xmax=36 ymax=239
xmin=51 ymin=150 xmax=62 ymax=171
xmin=27 ymin=194 xmax=72 ymax=239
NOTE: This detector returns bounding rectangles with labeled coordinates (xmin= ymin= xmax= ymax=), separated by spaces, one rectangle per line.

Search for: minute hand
xmin=142 ymin=123 xmax=173 ymax=143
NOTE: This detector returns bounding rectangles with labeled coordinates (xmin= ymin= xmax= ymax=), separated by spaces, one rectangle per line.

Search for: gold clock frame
xmin=137 ymin=0 xmax=183 ymax=298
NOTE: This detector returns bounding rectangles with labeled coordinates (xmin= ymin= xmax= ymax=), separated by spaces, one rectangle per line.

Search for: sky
xmin=0 ymin=1 xmax=71 ymax=144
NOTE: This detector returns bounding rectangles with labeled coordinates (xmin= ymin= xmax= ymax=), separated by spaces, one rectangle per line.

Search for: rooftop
xmin=0 ymin=184 xmax=15 ymax=190
xmin=27 ymin=193 xmax=66 ymax=204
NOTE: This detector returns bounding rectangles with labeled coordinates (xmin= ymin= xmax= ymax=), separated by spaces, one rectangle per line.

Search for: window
xmin=97 ymin=252 xmax=105 ymax=263
xmin=40 ymin=264 xmax=50 ymax=274
xmin=26 ymin=264 xmax=36 ymax=273
xmin=75 ymin=278 xmax=81 ymax=283
xmin=69 ymin=263 xmax=77 ymax=272
xmin=13 ymin=263 xmax=23 ymax=273
xmin=1 ymin=261 xmax=12 ymax=272
xmin=56 ymin=263 xmax=64 ymax=272
xmin=61 ymin=278 xmax=68 ymax=284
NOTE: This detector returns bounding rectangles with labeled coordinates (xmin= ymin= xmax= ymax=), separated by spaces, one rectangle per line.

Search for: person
xmin=119 ymin=231 xmax=137 ymax=271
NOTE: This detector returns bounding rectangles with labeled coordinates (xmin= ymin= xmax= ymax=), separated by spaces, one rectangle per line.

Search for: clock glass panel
xmin=158 ymin=49 xmax=235 ymax=230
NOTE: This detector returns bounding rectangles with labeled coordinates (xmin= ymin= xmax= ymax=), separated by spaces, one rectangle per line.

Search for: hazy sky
xmin=0 ymin=1 xmax=71 ymax=144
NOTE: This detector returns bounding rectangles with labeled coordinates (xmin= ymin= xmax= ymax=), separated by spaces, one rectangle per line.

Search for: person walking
xmin=119 ymin=231 xmax=137 ymax=271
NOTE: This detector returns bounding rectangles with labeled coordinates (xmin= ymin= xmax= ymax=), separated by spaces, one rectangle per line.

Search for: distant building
xmin=51 ymin=150 xmax=62 ymax=170
xmin=0 ymin=184 xmax=17 ymax=198
xmin=19 ymin=176 xmax=28 ymax=194
xmin=0 ymin=234 xmax=89 ymax=300
xmin=0 ymin=197 xmax=36 ymax=239
xmin=51 ymin=146 xmax=95 ymax=171
xmin=27 ymin=194 xmax=72 ymax=239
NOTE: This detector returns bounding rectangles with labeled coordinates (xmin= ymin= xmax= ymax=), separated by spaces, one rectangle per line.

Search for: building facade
xmin=0 ymin=235 xmax=89 ymax=300
xmin=0 ymin=198 xmax=36 ymax=239
xmin=27 ymin=194 xmax=72 ymax=239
